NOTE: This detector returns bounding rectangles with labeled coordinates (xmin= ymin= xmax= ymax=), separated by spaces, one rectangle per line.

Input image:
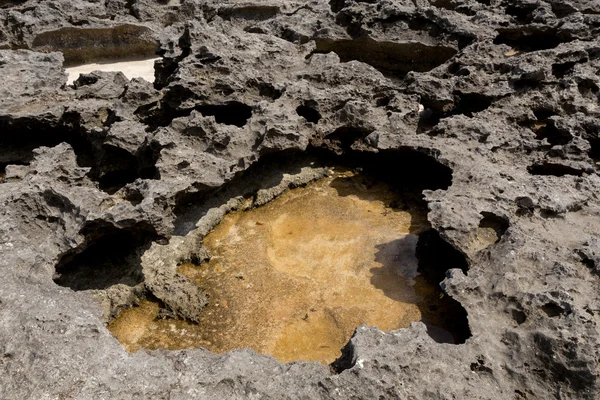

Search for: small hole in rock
xmin=552 ymin=62 xmax=576 ymax=78
xmin=541 ymin=303 xmax=564 ymax=318
xmin=512 ymin=309 xmax=527 ymax=325
xmin=196 ymin=102 xmax=253 ymax=127
xmin=296 ymin=102 xmax=322 ymax=124
xmin=478 ymin=212 xmax=509 ymax=244
xmin=452 ymin=92 xmax=493 ymax=117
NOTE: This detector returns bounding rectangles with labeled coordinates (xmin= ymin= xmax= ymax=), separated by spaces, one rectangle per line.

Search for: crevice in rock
xmin=154 ymin=26 xmax=192 ymax=89
xmin=588 ymin=137 xmax=600 ymax=161
xmin=136 ymin=94 xmax=252 ymax=130
xmin=550 ymin=2 xmax=577 ymax=18
xmin=511 ymin=78 xmax=543 ymax=92
xmin=533 ymin=108 xmax=557 ymax=121
xmin=512 ymin=309 xmax=527 ymax=325
xmin=135 ymin=85 xmax=197 ymax=130
xmin=218 ymin=5 xmax=279 ymax=21
xmin=414 ymin=229 xmax=471 ymax=343
xmin=330 ymin=336 xmax=357 ymax=373
xmin=312 ymin=37 xmax=458 ymax=79
xmin=527 ymin=162 xmax=585 ymax=177
xmin=247 ymin=79 xmax=284 ymax=100
xmin=53 ymin=224 xmax=158 ymax=291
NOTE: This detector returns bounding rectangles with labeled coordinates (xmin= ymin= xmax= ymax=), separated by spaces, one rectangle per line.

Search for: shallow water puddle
xmin=65 ymin=57 xmax=159 ymax=85
xmin=109 ymin=168 xmax=454 ymax=363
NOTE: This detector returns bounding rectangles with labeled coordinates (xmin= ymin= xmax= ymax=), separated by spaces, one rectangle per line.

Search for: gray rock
xmin=1 ymin=0 xmax=600 ymax=399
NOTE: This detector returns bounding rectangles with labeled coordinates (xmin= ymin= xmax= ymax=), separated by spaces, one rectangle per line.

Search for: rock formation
xmin=0 ymin=0 xmax=599 ymax=398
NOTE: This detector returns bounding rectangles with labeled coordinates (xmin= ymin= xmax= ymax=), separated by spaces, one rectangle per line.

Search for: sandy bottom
xmin=109 ymin=168 xmax=453 ymax=364
xmin=65 ymin=58 xmax=159 ymax=85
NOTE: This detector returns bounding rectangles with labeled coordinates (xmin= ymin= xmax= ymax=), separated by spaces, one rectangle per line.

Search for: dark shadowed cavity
xmin=196 ymin=102 xmax=253 ymax=127
xmin=53 ymin=227 xmax=156 ymax=291
xmin=296 ymin=101 xmax=322 ymax=124
xmin=479 ymin=212 xmax=509 ymax=243
xmin=312 ymin=37 xmax=458 ymax=79
xmin=0 ymin=115 xmax=160 ymax=194
xmin=494 ymin=29 xmax=567 ymax=52
xmin=414 ymin=229 xmax=471 ymax=344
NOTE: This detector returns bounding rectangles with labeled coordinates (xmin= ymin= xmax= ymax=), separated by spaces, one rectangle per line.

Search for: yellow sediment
xmin=109 ymin=168 xmax=438 ymax=364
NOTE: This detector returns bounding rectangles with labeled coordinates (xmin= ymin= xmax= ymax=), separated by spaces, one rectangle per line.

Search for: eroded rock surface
xmin=1 ymin=0 xmax=600 ymax=399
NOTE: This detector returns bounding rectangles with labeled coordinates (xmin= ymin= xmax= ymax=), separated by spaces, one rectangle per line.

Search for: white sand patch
xmin=65 ymin=58 xmax=160 ymax=85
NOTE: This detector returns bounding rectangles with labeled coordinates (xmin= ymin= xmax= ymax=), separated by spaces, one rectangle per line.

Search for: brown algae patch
xmin=109 ymin=168 xmax=448 ymax=363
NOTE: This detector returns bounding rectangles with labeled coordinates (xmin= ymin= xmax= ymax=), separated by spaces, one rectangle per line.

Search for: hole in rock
xmin=313 ymin=38 xmax=458 ymax=79
xmin=512 ymin=309 xmax=527 ymax=325
xmin=494 ymin=29 xmax=565 ymax=52
xmin=0 ymin=115 xmax=96 ymax=170
xmin=94 ymin=144 xmax=161 ymax=195
xmin=478 ymin=212 xmax=509 ymax=245
xmin=451 ymin=92 xmax=493 ymax=117
xmin=578 ymin=80 xmax=600 ymax=99
xmin=505 ymin=4 xmax=537 ymax=24
xmin=511 ymin=78 xmax=542 ymax=92
xmin=109 ymin=149 xmax=470 ymax=363
xmin=535 ymin=122 xmax=572 ymax=146
xmin=588 ymin=137 xmax=600 ymax=161
xmin=296 ymin=102 xmax=322 ymax=124
xmin=322 ymin=127 xmax=373 ymax=154
xmin=541 ymin=303 xmax=564 ymax=318
xmin=552 ymin=62 xmax=576 ymax=78
xmin=532 ymin=108 xmax=557 ymax=121
xmin=54 ymin=227 xmax=155 ymax=291
xmin=551 ymin=3 xmax=577 ymax=18
xmin=195 ymin=102 xmax=253 ymax=127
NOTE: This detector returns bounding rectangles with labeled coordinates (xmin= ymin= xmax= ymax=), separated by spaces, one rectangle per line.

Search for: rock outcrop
xmin=1 ymin=0 xmax=599 ymax=398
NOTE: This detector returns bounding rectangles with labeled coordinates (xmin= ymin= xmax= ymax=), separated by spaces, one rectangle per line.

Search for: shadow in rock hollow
xmin=371 ymin=232 xmax=471 ymax=344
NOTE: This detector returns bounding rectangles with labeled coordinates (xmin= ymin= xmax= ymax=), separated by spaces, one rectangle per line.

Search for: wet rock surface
xmin=0 ymin=0 xmax=599 ymax=398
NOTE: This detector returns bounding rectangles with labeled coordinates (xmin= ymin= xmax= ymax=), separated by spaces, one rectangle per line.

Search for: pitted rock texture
xmin=0 ymin=0 xmax=600 ymax=399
